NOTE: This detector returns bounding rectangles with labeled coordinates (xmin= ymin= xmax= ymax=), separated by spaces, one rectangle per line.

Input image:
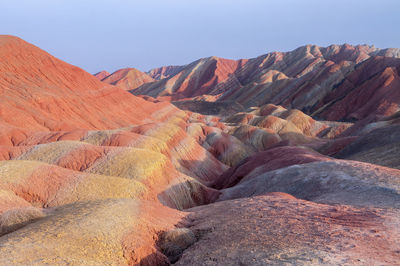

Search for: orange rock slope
xmin=1 ymin=35 xmax=400 ymax=265
xmin=0 ymin=35 xmax=174 ymax=139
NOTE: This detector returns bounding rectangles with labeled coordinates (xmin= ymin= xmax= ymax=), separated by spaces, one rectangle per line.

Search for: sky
xmin=1 ymin=0 xmax=400 ymax=74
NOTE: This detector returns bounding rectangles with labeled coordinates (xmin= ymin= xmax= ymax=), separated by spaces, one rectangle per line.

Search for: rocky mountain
xmin=147 ymin=65 xmax=186 ymax=80
xmin=132 ymin=44 xmax=400 ymax=122
xmin=93 ymin=70 xmax=110 ymax=80
xmin=1 ymin=36 xmax=400 ymax=265
xmin=101 ymin=68 xmax=154 ymax=91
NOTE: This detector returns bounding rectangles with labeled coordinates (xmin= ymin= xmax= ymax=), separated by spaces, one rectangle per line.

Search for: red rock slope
xmin=0 ymin=35 xmax=176 ymax=142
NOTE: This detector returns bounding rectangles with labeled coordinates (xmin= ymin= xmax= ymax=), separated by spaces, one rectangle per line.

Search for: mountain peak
xmin=94 ymin=70 xmax=110 ymax=80
xmin=101 ymin=67 xmax=154 ymax=90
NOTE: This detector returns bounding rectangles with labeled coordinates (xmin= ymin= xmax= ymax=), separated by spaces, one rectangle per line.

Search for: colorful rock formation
xmin=131 ymin=44 xmax=400 ymax=121
xmin=2 ymin=35 xmax=400 ymax=265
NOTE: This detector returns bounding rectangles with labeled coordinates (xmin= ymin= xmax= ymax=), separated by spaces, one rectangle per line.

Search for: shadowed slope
xmin=315 ymin=56 xmax=400 ymax=121
xmin=337 ymin=124 xmax=400 ymax=169
xmin=212 ymin=146 xmax=332 ymax=189
xmin=219 ymin=160 xmax=400 ymax=209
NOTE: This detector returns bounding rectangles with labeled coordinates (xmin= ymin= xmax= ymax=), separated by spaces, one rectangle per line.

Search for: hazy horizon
xmin=2 ymin=0 xmax=400 ymax=73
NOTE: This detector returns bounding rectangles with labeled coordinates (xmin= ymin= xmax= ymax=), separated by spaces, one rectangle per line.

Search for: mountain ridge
xmin=119 ymin=43 xmax=400 ymax=121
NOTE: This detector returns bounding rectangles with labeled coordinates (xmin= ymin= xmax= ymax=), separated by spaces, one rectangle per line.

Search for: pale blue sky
xmin=1 ymin=0 xmax=399 ymax=73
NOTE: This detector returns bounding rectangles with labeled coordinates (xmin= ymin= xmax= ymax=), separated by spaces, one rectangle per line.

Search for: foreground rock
xmin=176 ymin=193 xmax=400 ymax=265
xmin=0 ymin=199 xmax=184 ymax=265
